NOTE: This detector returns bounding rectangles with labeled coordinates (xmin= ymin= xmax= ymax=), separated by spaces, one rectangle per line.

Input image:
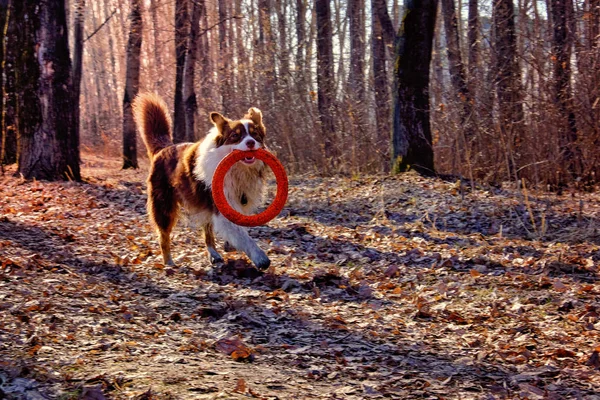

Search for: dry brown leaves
xmin=0 ymin=155 xmax=599 ymax=399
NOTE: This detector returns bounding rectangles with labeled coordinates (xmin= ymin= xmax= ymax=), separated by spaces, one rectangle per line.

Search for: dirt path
xmin=1 ymin=155 xmax=599 ymax=399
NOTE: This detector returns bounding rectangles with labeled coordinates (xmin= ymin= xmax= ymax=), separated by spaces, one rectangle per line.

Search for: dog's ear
xmin=210 ymin=112 xmax=228 ymax=130
xmin=245 ymin=107 xmax=263 ymax=127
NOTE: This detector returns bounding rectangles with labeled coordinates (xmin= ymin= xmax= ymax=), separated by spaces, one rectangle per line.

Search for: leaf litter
xmin=0 ymin=154 xmax=599 ymax=399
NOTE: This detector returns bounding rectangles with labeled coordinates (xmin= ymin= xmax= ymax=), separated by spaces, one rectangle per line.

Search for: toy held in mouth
xmin=212 ymin=148 xmax=288 ymax=227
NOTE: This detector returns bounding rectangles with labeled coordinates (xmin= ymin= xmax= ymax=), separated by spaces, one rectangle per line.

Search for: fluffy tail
xmin=132 ymin=93 xmax=173 ymax=158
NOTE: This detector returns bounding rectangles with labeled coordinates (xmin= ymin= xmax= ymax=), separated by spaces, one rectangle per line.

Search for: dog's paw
xmin=223 ymin=241 xmax=236 ymax=252
xmin=165 ymin=260 xmax=177 ymax=267
xmin=252 ymin=252 xmax=271 ymax=271
xmin=207 ymin=248 xmax=224 ymax=264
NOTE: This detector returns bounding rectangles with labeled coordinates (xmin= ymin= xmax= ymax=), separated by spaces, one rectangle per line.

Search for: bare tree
xmin=392 ymin=0 xmax=438 ymax=175
xmin=183 ymin=0 xmax=204 ymax=142
xmin=14 ymin=0 xmax=80 ymax=180
xmin=467 ymin=0 xmax=479 ymax=84
xmin=173 ymin=0 xmax=189 ymax=143
xmin=72 ymin=0 xmax=85 ymax=173
xmin=493 ymin=0 xmax=524 ymax=178
xmin=122 ymin=0 xmax=143 ymax=169
xmin=371 ymin=0 xmax=391 ymax=169
xmin=347 ymin=0 xmax=365 ymax=101
xmin=315 ymin=0 xmax=337 ymax=169
xmin=218 ymin=0 xmax=232 ymax=113
xmin=551 ymin=0 xmax=579 ymax=178
xmin=0 ymin=0 xmax=16 ymax=166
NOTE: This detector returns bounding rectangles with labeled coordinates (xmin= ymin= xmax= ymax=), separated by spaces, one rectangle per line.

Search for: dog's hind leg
xmin=212 ymin=214 xmax=270 ymax=270
xmin=158 ymin=227 xmax=175 ymax=266
xmin=148 ymin=188 xmax=178 ymax=266
xmin=203 ymin=223 xmax=223 ymax=264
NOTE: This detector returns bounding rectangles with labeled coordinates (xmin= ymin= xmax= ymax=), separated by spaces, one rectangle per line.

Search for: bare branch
xmin=84 ymin=8 xmax=116 ymax=42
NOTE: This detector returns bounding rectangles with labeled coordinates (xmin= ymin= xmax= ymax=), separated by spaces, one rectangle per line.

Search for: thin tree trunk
xmin=467 ymin=0 xmax=479 ymax=86
xmin=296 ymin=0 xmax=306 ymax=70
xmin=183 ymin=0 xmax=203 ymax=142
xmin=122 ymin=0 xmax=142 ymax=169
xmin=493 ymin=0 xmax=524 ymax=178
xmin=392 ymin=0 xmax=438 ymax=176
xmin=315 ymin=0 xmax=337 ymax=169
xmin=372 ymin=0 xmax=391 ymax=170
xmin=218 ymin=0 xmax=231 ymax=113
xmin=372 ymin=0 xmax=396 ymax=46
xmin=198 ymin=6 xmax=211 ymax=126
xmin=173 ymin=0 xmax=189 ymax=143
xmin=73 ymin=0 xmax=84 ymax=174
xmin=441 ymin=0 xmax=474 ymax=144
xmin=551 ymin=0 xmax=579 ymax=178
xmin=258 ymin=0 xmax=276 ymax=109
xmin=235 ymin=0 xmax=249 ymax=105
xmin=150 ymin=0 xmax=162 ymax=89
xmin=347 ymin=0 xmax=365 ymax=101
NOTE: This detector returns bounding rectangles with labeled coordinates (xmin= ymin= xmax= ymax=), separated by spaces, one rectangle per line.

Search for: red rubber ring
xmin=212 ymin=148 xmax=288 ymax=227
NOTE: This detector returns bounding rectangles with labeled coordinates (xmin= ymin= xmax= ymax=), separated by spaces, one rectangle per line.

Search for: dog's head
xmin=209 ymin=107 xmax=266 ymax=166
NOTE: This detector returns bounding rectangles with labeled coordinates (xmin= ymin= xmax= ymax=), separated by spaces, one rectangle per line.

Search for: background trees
xmin=1 ymin=0 xmax=598 ymax=188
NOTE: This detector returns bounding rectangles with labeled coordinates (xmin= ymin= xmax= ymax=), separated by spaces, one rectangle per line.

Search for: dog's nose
xmin=246 ymin=139 xmax=255 ymax=149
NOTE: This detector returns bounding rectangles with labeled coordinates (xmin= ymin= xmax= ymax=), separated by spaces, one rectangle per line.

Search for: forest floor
xmin=0 ymin=153 xmax=599 ymax=400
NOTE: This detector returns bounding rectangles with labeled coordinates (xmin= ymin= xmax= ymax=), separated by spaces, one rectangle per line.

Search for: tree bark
xmin=14 ymin=0 xmax=80 ymax=180
xmin=441 ymin=0 xmax=474 ymax=142
xmin=347 ymin=0 xmax=365 ymax=102
xmin=183 ymin=0 xmax=203 ymax=142
xmin=392 ymin=0 xmax=438 ymax=176
xmin=173 ymin=0 xmax=189 ymax=143
xmin=122 ymin=0 xmax=142 ymax=169
xmin=493 ymin=0 xmax=524 ymax=178
xmin=372 ymin=0 xmax=396 ymax=46
xmin=150 ymin=0 xmax=162 ymax=89
xmin=315 ymin=0 xmax=337 ymax=168
xmin=372 ymin=0 xmax=391 ymax=169
xmin=467 ymin=0 xmax=479 ymax=85
xmin=551 ymin=0 xmax=579 ymax=177
xmin=218 ymin=0 xmax=232 ymax=113
xmin=72 ymin=0 xmax=84 ymax=174
xmin=0 ymin=0 xmax=17 ymax=166
xmin=258 ymin=0 xmax=276 ymax=109
xmin=296 ymin=0 xmax=306 ymax=70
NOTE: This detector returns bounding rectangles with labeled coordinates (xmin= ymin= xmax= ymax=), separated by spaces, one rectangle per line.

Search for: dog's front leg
xmin=212 ymin=214 xmax=271 ymax=270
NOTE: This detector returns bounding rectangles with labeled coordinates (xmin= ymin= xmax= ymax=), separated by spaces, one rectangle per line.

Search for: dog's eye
xmin=230 ymin=132 xmax=240 ymax=140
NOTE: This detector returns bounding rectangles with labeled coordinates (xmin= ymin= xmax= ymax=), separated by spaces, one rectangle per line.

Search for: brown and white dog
xmin=132 ymin=93 xmax=270 ymax=269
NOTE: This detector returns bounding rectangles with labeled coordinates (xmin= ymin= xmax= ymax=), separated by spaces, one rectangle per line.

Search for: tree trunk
xmin=197 ymin=6 xmax=211 ymax=128
xmin=493 ymin=0 xmax=524 ymax=178
xmin=173 ymin=0 xmax=188 ymax=144
xmin=218 ymin=0 xmax=232 ymax=114
xmin=14 ymin=0 xmax=80 ymax=180
xmin=372 ymin=0 xmax=391 ymax=170
xmin=150 ymin=0 xmax=162 ymax=89
xmin=392 ymin=0 xmax=438 ymax=176
xmin=467 ymin=0 xmax=479 ymax=86
xmin=183 ymin=0 xmax=203 ymax=142
xmin=258 ymin=0 xmax=276 ymax=109
xmin=372 ymin=0 xmax=396 ymax=46
xmin=72 ymin=0 xmax=84 ymax=174
xmin=347 ymin=0 xmax=365 ymax=102
xmin=441 ymin=0 xmax=474 ymax=144
xmin=315 ymin=0 xmax=337 ymax=169
xmin=0 ymin=0 xmax=17 ymax=166
xmin=551 ymin=0 xmax=579 ymax=178
xmin=122 ymin=0 xmax=142 ymax=169
xmin=296 ymin=0 xmax=306 ymax=70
